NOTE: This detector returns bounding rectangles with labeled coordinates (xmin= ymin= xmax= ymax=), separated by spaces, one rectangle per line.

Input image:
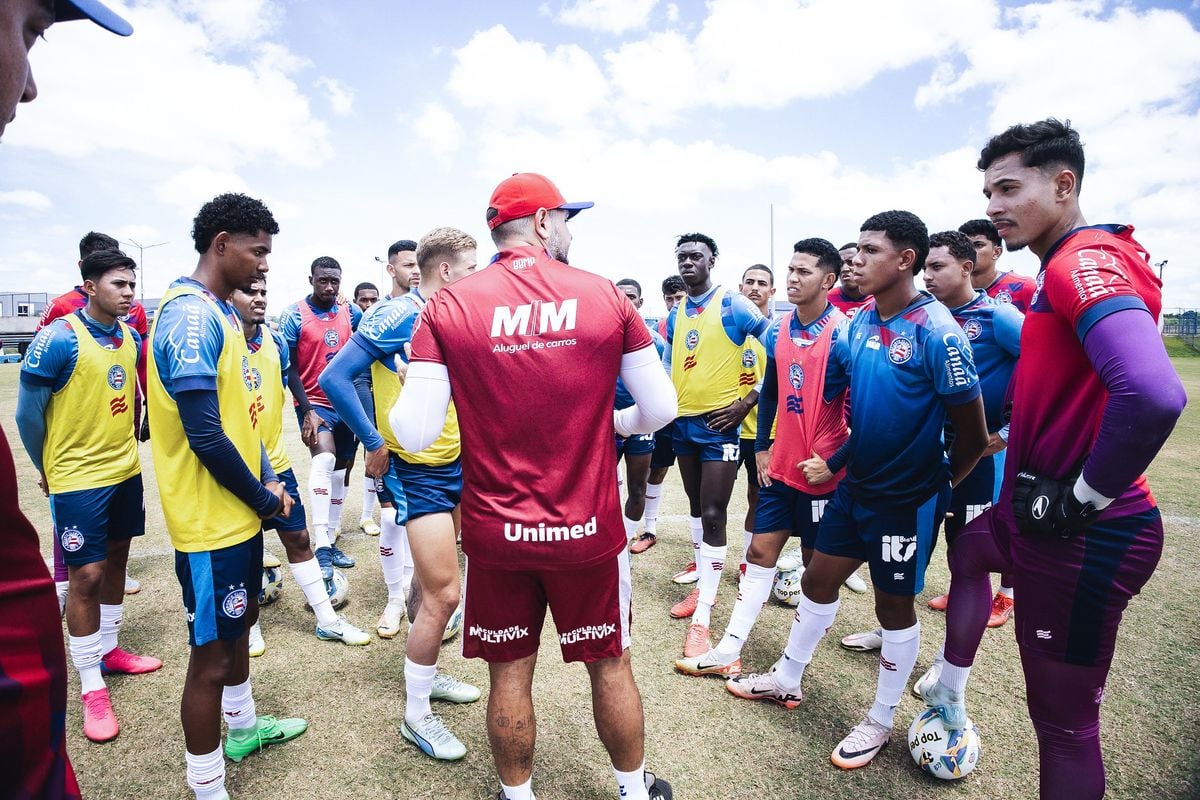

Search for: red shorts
xmin=463 ymin=551 xmax=631 ymax=663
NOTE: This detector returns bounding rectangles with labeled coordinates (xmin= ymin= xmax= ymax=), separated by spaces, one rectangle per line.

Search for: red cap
xmin=486 ymin=173 xmax=594 ymax=230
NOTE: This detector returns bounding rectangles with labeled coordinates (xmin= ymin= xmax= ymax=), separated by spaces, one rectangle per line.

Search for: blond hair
xmin=416 ymin=227 xmax=477 ymax=274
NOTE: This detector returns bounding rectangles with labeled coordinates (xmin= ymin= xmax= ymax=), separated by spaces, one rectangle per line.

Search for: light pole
xmin=123 ymin=238 xmax=169 ymax=304
xmin=1155 ymin=259 xmax=1168 ymax=281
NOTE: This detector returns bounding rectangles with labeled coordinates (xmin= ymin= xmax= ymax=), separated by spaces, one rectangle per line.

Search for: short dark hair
xmin=191 ymin=193 xmax=279 ymax=254
xmin=388 ymin=240 xmax=418 ymax=259
xmin=860 ymin=210 xmax=928 ymax=275
xmin=354 ymin=282 xmax=378 ymax=299
xmin=977 ymin=117 xmax=1085 ymax=194
xmin=79 ymin=231 xmax=118 ymax=259
xmin=928 ymin=231 xmax=976 ymax=266
xmin=958 ymin=218 xmax=1001 ymax=248
xmin=616 ymin=278 xmax=642 ymax=297
xmin=676 ymin=232 xmax=718 ymax=258
xmin=793 ymin=238 xmax=842 ymax=276
xmin=838 ymin=242 xmax=858 ymax=252
xmin=310 ymin=256 xmax=341 ymax=275
xmin=80 ymin=249 xmax=137 ymax=284
xmin=661 ymin=275 xmax=686 ymax=295
xmin=742 ymin=264 xmax=773 ymax=286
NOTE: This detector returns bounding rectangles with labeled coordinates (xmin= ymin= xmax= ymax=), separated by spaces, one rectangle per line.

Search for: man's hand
xmin=365 ymin=444 xmax=389 ymax=479
xmin=393 ymin=349 xmax=410 ymax=384
xmin=37 ymin=471 xmax=48 ymax=498
xmin=982 ymin=432 xmax=1007 ymax=457
xmin=300 ymin=410 xmax=322 ymax=447
xmin=261 ymin=480 xmax=291 ymax=520
xmin=707 ymin=398 xmax=751 ymax=432
xmin=800 ymin=450 xmax=833 ymax=485
xmin=1012 ymin=470 xmax=1099 ymax=539
xmin=755 ymin=450 xmax=773 ymax=487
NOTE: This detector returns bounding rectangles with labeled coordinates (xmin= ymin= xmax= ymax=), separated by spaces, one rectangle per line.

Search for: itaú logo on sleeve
xmin=490 ymin=299 xmax=578 ymax=337
xmin=504 ymin=515 xmax=597 ymax=542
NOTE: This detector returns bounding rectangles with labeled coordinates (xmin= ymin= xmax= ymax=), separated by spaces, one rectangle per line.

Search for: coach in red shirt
xmin=393 ymin=174 xmax=677 ymax=800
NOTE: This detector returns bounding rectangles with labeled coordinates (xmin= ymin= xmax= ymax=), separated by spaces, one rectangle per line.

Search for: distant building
xmin=0 ymin=292 xmax=50 ymax=352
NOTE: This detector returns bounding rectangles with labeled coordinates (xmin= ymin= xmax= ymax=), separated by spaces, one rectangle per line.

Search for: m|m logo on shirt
xmin=490 ymin=299 xmax=578 ymax=337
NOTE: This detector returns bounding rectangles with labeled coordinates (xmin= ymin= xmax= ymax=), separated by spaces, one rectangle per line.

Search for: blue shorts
xmin=50 ymin=474 xmax=145 ymax=567
xmin=815 ymin=483 xmax=950 ymax=597
xmin=753 ymin=482 xmax=834 ymax=550
xmin=650 ymin=423 xmax=676 ymax=469
xmin=384 ymin=456 xmax=462 ymax=523
xmin=295 ymin=404 xmax=358 ymax=461
xmin=263 ymin=468 xmax=307 ymax=533
xmin=672 ymin=414 xmax=740 ymax=463
xmin=615 ymin=432 xmax=656 ymax=458
xmin=946 ymin=449 xmax=1004 ymax=541
xmin=175 ymin=534 xmax=263 ymax=647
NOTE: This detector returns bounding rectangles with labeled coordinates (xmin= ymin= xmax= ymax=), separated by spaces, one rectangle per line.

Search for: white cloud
xmin=173 ymin=0 xmax=285 ymax=50
xmin=556 ymin=0 xmax=658 ymax=34
xmin=315 ymin=77 xmax=355 ymax=116
xmin=155 ymin=166 xmax=249 ymax=214
xmin=413 ymin=103 xmax=465 ymax=164
xmin=0 ymin=190 xmax=52 ymax=211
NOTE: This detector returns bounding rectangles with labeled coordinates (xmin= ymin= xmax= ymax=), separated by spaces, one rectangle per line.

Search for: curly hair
xmin=661 ymin=275 xmax=686 ymax=295
xmin=676 ymin=232 xmax=718 ymax=258
xmin=860 ymin=210 xmax=928 ymax=275
xmin=191 ymin=193 xmax=279 ymax=254
xmin=792 ymin=238 xmax=842 ymax=276
xmin=958 ymin=218 xmax=1001 ymax=248
xmin=310 ymin=256 xmax=341 ymax=275
xmin=928 ymin=231 xmax=976 ymax=267
xmin=977 ymin=117 xmax=1085 ymax=194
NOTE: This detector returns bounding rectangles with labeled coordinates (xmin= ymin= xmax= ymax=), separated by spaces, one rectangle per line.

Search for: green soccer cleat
xmin=224 ymin=714 xmax=308 ymax=762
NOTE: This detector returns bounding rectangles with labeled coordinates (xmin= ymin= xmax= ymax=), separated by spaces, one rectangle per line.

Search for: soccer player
xmin=826 ymin=242 xmax=871 ymax=319
xmin=1 ymin=5 xmax=131 ymax=795
xmin=926 ymin=119 xmax=1185 ymax=799
xmin=387 ymin=239 xmax=420 ymax=297
xmin=149 ymin=193 xmax=307 ymax=800
xmin=960 ymin=218 xmax=1036 ymax=312
xmin=320 ymin=227 xmax=482 ymax=761
xmin=38 ymin=230 xmax=149 ymax=605
xmin=726 ymin=210 xmax=988 ymax=771
xmin=393 ymin=173 xmax=676 ymax=800
xmin=16 ymin=248 xmax=163 ymax=743
xmin=280 ymin=257 xmax=362 ymax=577
xmin=352 ymin=281 xmax=382 ymax=535
xmin=733 ymin=265 xmax=774 ymax=578
xmin=676 ymin=239 xmax=848 ymax=678
xmin=229 ymin=277 xmax=370 ymax=654
xmin=663 ymin=233 xmax=770 ymax=657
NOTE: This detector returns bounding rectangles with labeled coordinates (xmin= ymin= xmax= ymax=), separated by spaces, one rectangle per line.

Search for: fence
xmin=1163 ymin=309 xmax=1198 ymax=353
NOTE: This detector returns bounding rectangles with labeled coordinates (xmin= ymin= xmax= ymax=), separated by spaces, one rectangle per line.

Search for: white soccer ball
xmin=308 ymin=569 xmax=350 ymax=610
xmin=442 ymin=604 xmax=464 ymax=642
xmin=908 ymin=707 xmax=982 ymax=780
xmin=259 ymin=565 xmax=284 ymax=606
xmin=772 ymin=567 xmax=804 ymax=606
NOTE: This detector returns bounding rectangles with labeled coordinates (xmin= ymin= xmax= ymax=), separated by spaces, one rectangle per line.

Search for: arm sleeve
xmin=392 ymin=361 xmax=451 ymax=453
xmin=154 ymin=296 xmax=223 ymax=394
xmin=19 ymin=323 xmax=74 ymax=389
xmin=349 ymin=303 xmax=363 ymax=332
xmin=176 ymin=388 xmax=278 ymax=516
xmin=272 ymin=330 xmax=290 ymax=389
xmin=260 ymin=444 xmax=277 ymax=485
xmin=822 ymin=322 xmax=852 ymax=403
xmin=14 ymin=383 xmax=52 ymax=472
xmin=727 ymin=293 xmax=771 ymax=343
xmin=928 ymin=325 xmax=981 ymax=406
xmin=755 ymin=354 xmax=778 ymax=453
xmin=992 ymin=304 xmax=1024 ymax=358
xmin=613 ymin=344 xmax=678 ymax=436
xmin=319 ymin=337 xmax=385 ymax=451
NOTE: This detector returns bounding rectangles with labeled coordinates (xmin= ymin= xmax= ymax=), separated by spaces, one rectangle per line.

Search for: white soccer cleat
xmin=843 ymin=570 xmax=868 ymax=593
xmin=912 ymin=661 xmax=942 ymax=699
xmin=442 ymin=604 xmax=464 ymax=642
xmin=360 ymin=518 xmax=381 ymax=536
xmin=124 ymin=574 xmax=141 ymax=595
xmin=725 ymin=669 xmax=803 ymax=709
xmin=839 ymin=627 xmax=883 ymax=652
xmin=315 ymin=615 xmax=371 ymax=646
xmin=401 ymin=712 xmax=467 ymax=761
xmin=431 ymin=672 xmax=482 ymax=704
xmin=831 ymin=715 xmax=891 ymax=769
xmin=377 ymin=599 xmax=406 ymax=639
xmin=775 ymin=549 xmax=803 ymax=573
xmin=919 ymin=678 xmax=969 ymax=731
xmin=248 ymin=622 xmax=266 ymax=657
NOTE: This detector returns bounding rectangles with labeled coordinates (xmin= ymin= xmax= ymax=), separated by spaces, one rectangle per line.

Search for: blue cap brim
xmin=561 ymin=201 xmax=594 ymax=220
xmin=55 ymin=0 xmax=133 ymax=36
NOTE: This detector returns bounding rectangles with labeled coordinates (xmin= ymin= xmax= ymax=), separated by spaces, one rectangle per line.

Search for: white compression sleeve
xmin=613 ymin=344 xmax=678 ymax=437
xmin=392 ymin=361 xmax=452 ymax=453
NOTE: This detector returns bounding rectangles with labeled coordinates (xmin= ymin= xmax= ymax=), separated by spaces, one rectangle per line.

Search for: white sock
xmin=404 ymin=658 xmax=437 ymax=722
xmin=998 ymin=584 xmax=1014 ymax=599
xmin=613 ymin=762 xmax=649 ymax=800
xmin=622 ymin=514 xmax=639 ymax=543
xmin=308 ymin=451 xmax=335 ymax=548
xmin=361 ymin=475 xmax=378 ymax=520
xmin=401 ymin=526 xmax=415 ymax=597
xmin=69 ymin=630 xmax=105 ymax=695
xmin=99 ymin=602 xmax=122 ymax=655
xmin=932 ymin=642 xmax=946 ymax=671
xmin=185 ymin=746 xmax=226 ymax=800
xmin=773 ymin=594 xmax=840 ymax=689
xmin=329 ymin=468 xmax=347 ymax=535
xmin=378 ymin=506 xmax=407 ymax=601
xmin=716 ymin=562 xmax=775 ymax=657
xmin=940 ymin=661 xmax=972 ymax=694
xmin=499 ymin=777 xmax=534 ymax=800
xmin=290 ymin=558 xmax=337 ymax=627
xmin=694 ymin=542 xmax=726 ymax=628
xmin=616 ymin=464 xmax=625 ymax=504
xmin=221 ymin=678 xmax=256 ymax=731
xmin=870 ymin=622 xmax=921 ymax=728
xmin=644 ymin=484 xmax=663 ymax=534
xmin=742 ymin=530 xmax=754 ymax=565
xmin=688 ymin=515 xmax=702 ymax=564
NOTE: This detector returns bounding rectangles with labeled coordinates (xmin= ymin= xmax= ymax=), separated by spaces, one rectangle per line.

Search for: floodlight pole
xmin=123 ymin=238 xmax=169 ymax=303
xmin=1155 ymin=259 xmax=1168 ymax=281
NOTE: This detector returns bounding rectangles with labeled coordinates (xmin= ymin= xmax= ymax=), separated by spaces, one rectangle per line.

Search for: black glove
xmin=138 ymin=406 xmax=151 ymax=442
xmin=1011 ymin=470 xmax=1099 ymax=539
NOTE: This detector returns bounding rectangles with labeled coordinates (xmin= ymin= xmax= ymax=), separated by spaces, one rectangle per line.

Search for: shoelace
xmin=431 ymin=674 xmax=458 ymax=692
xmin=84 ymin=693 xmax=112 ymax=719
xmin=843 ymin=718 xmax=888 ymax=750
xmin=417 ymin=713 xmax=457 ymax=745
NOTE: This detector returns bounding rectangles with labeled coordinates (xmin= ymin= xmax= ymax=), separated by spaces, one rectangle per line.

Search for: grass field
xmin=3 ymin=356 xmax=1199 ymax=800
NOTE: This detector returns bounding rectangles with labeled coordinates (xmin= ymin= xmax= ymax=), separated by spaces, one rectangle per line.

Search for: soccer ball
xmin=772 ymin=567 xmax=804 ymax=606
xmin=262 ymin=550 xmax=283 ymax=569
xmin=307 ymin=569 xmax=350 ymax=610
xmin=442 ymin=604 xmax=464 ymax=642
xmin=259 ymin=565 xmax=284 ymax=606
xmin=908 ymin=707 xmax=982 ymax=780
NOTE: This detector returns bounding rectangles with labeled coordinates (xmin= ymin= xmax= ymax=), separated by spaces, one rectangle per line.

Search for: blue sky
xmin=2 ymin=0 xmax=1198 ymax=316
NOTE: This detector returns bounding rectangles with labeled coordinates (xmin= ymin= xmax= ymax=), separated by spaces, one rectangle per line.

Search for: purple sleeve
xmin=1080 ymin=308 xmax=1187 ymax=498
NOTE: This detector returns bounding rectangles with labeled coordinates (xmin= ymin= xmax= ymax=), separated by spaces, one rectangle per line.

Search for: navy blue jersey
xmin=949 ymin=290 xmax=1022 ymax=432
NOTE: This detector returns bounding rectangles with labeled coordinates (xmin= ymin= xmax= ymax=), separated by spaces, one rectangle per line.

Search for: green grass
xmin=1163 ymin=336 xmax=1200 ymax=358
xmin=3 ymin=361 xmax=1198 ymax=800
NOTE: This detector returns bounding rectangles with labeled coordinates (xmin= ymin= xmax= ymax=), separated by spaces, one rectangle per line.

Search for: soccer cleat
xmin=671 ymin=562 xmax=698 ymax=584
xmin=123 ymin=574 xmax=141 ymax=595
xmin=927 ymin=593 xmax=949 ymax=611
xmin=360 ymin=518 xmax=381 ymax=536
xmin=775 ymin=549 xmax=803 ymax=573
xmin=431 ymin=672 xmax=482 ymax=704
xmin=669 ymin=588 xmax=700 ymax=619
xmin=81 ymin=688 xmax=119 ymax=742
xmin=248 ymin=623 xmax=266 ymax=657
xmin=987 ymin=592 xmax=1014 ymax=627
xmin=328 ymin=545 xmax=356 ymax=569
xmin=674 ymin=650 xmax=742 ymax=678
xmin=843 ymin=571 xmax=868 ymax=593
xmin=912 ymin=661 xmax=941 ymax=699
xmin=629 ymin=532 xmax=657 ymax=554
xmin=831 ymin=715 xmax=891 ymax=769
xmin=920 ymin=678 xmax=969 ymax=730
xmin=262 ymin=551 xmax=282 ymax=569
xmin=100 ymin=646 xmax=163 ymax=675
xmin=315 ymin=616 xmax=371 ymax=646
xmin=839 ymin=627 xmax=882 ymax=652
xmin=224 ymin=714 xmax=308 ymax=762
xmin=376 ymin=599 xmax=406 ymax=639
xmin=646 ymin=771 xmax=673 ymax=799
xmin=401 ymin=713 xmax=467 ymax=761
xmin=725 ymin=670 xmax=803 ymax=709
xmin=314 ymin=547 xmax=335 ymax=581
xmin=682 ymin=623 xmax=712 ymax=658
xmin=443 ymin=604 xmax=464 ymax=642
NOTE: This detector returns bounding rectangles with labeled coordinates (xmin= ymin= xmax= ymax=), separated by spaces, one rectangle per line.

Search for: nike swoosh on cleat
xmin=749 ymin=687 xmax=778 ymax=695
xmin=838 ymin=744 xmax=883 ymax=759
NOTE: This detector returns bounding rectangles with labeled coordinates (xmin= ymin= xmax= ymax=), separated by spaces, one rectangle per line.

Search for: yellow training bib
xmin=671 ymin=287 xmax=744 ymax=416
xmin=371 ymin=359 xmax=460 ymax=466
xmin=248 ymin=326 xmax=290 ymax=475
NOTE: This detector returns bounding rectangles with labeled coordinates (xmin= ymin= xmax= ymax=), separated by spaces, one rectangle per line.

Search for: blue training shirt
xmin=662 ymin=286 xmax=770 ymax=372
xmin=152 ymin=277 xmax=241 ymax=396
xmin=247 ymin=326 xmax=290 ymax=389
xmin=948 ymin=290 xmax=1022 ymax=432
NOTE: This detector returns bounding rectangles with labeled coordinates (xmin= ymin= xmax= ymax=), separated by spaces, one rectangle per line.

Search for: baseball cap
xmin=486 ymin=173 xmax=593 ymax=230
xmin=54 ymin=0 xmax=134 ymax=36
